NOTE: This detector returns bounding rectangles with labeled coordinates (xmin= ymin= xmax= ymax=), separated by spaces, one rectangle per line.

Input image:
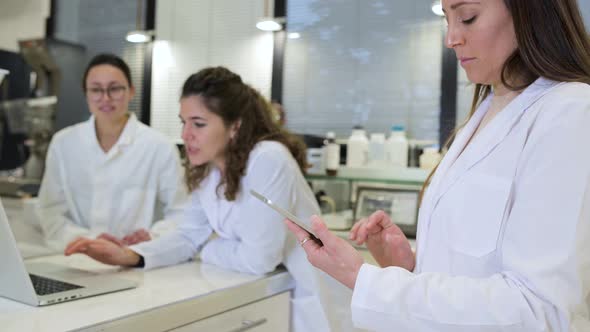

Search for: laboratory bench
xmin=0 ymin=197 xmax=293 ymax=332
xmin=0 ymin=255 xmax=292 ymax=332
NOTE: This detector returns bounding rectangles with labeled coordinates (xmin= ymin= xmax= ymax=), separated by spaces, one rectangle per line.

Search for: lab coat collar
xmin=430 ymin=77 xmax=561 ymax=210
xmin=85 ymin=112 xmax=139 ymax=158
xmin=114 ymin=112 xmax=139 ymax=148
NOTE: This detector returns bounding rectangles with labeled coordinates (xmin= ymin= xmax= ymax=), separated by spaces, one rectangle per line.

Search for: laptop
xmin=0 ymin=200 xmax=138 ymax=306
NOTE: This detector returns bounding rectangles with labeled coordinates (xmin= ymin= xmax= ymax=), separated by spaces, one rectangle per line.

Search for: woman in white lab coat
xmin=286 ymin=0 xmax=590 ymax=331
xmin=65 ymin=67 xmax=348 ymax=331
xmin=38 ymin=54 xmax=187 ymax=251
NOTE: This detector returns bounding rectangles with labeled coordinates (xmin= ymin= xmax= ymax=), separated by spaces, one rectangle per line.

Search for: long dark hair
xmin=421 ymin=0 xmax=590 ymax=200
xmin=181 ymin=66 xmax=307 ymax=200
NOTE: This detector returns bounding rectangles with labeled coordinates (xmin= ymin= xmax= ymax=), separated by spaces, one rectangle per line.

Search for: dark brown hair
xmin=82 ymin=53 xmax=133 ymax=90
xmin=421 ymin=0 xmax=590 ymax=200
xmin=181 ymin=66 xmax=307 ymax=200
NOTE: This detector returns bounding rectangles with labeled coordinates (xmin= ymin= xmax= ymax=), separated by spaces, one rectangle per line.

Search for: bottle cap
xmin=391 ymin=125 xmax=405 ymax=131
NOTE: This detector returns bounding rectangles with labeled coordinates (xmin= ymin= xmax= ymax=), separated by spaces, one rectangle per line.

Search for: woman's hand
xmin=64 ymin=237 xmax=141 ymax=267
xmin=96 ymin=229 xmax=151 ymax=246
xmin=122 ymin=229 xmax=151 ymax=245
xmin=285 ymin=215 xmax=364 ymax=289
xmin=96 ymin=232 xmax=124 ymax=246
xmin=350 ymin=210 xmax=415 ymax=271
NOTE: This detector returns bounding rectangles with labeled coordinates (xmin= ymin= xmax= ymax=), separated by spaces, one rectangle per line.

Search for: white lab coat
xmin=38 ymin=113 xmax=187 ymax=251
xmin=131 ymin=141 xmax=356 ymax=332
xmin=351 ymin=78 xmax=590 ymax=331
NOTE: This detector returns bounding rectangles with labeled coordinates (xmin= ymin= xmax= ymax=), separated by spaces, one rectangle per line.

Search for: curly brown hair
xmin=181 ymin=66 xmax=307 ymax=201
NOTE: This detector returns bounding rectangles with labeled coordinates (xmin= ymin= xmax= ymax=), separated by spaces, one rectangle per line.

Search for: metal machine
xmin=0 ymin=39 xmax=86 ymax=196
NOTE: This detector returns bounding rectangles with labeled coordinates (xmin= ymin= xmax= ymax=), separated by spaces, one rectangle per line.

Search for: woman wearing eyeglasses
xmin=37 ymin=53 xmax=187 ymax=252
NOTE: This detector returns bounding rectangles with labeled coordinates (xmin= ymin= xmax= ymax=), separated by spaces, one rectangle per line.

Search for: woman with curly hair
xmin=65 ymin=66 xmax=349 ymax=331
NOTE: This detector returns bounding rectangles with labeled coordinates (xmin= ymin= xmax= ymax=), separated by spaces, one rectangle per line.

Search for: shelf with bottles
xmin=305 ymin=165 xmax=429 ymax=186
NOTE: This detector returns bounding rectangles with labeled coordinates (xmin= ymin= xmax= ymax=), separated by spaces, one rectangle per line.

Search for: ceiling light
xmin=256 ymin=0 xmax=284 ymax=31
xmin=288 ymin=32 xmax=301 ymax=39
xmin=431 ymin=1 xmax=444 ymax=16
xmin=126 ymin=0 xmax=154 ymax=43
xmin=126 ymin=30 xmax=154 ymax=43
xmin=256 ymin=17 xmax=285 ymax=32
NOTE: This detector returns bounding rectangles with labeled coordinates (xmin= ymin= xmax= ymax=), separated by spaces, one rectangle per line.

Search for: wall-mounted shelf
xmin=306 ymin=166 xmax=429 ymax=186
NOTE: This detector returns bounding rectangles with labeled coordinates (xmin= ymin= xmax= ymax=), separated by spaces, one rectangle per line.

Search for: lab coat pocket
xmin=448 ymin=172 xmax=512 ymax=258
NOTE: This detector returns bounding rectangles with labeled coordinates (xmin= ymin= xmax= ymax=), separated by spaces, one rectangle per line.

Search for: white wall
xmin=151 ymin=0 xmax=274 ymax=141
xmin=0 ymin=0 xmax=49 ymax=51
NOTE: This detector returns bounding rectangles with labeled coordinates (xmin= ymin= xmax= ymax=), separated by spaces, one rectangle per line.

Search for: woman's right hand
xmin=64 ymin=237 xmax=141 ymax=267
xmin=349 ymin=210 xmax=415 ymax=271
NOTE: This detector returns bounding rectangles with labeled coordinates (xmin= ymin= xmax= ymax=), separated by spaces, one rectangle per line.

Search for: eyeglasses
xmin=86 ymin=86 xmax=127 ymax=101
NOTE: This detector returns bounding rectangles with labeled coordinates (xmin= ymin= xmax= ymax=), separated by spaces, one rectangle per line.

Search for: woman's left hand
xmin=285 ymin=215 xmax=364 ymax=289
xmin=122 ymin=228 xmax=151 ymax=245
xmin=96 ymin=232 xmax=124 ymax=246
xmin=349 ymin=210 xmax=415 ymax=271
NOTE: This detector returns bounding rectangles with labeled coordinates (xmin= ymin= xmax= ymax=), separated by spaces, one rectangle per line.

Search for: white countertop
xmin=0 ymin=197 xmax=293 ymax=332
xmin=0 ymin=254 xmax=292 ymax=332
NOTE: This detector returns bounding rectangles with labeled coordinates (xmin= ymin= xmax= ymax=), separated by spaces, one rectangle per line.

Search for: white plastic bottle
xmin=324 ymin=131 xmax=340 ymax=176
xmin=368 ymin=133 xmax=386 ymax=167
xmin=385 ymin=125 xmax=409 ymax=168
xmin=419 ymin=146 xmax=441 ymax=170
xmin=346 ymin=126 xmax=369 ymax=167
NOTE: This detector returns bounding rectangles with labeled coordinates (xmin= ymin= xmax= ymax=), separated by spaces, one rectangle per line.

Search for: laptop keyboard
xmin=29 ymin=274 xmax=83 ymax=296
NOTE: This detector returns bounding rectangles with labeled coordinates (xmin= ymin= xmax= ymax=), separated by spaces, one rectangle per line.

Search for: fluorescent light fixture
xmin=256 ymin=18 xmax=284 ymax=32
xmin=431 ymin=1 xmax=444 ymax=16
xmin=126 ymin=0 xmax=154 ymax=43
xmin=126 ymin=30 xmax=154 ymax=43
xmin=288 ymin=32 xmax=301 ymax=39
xmin=256 ymin=0 xmax=285 ymax=32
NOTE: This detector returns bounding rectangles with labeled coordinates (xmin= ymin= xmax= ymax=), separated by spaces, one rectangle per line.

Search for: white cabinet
xmin=172 ymin=292 xmax=290 ymax=332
